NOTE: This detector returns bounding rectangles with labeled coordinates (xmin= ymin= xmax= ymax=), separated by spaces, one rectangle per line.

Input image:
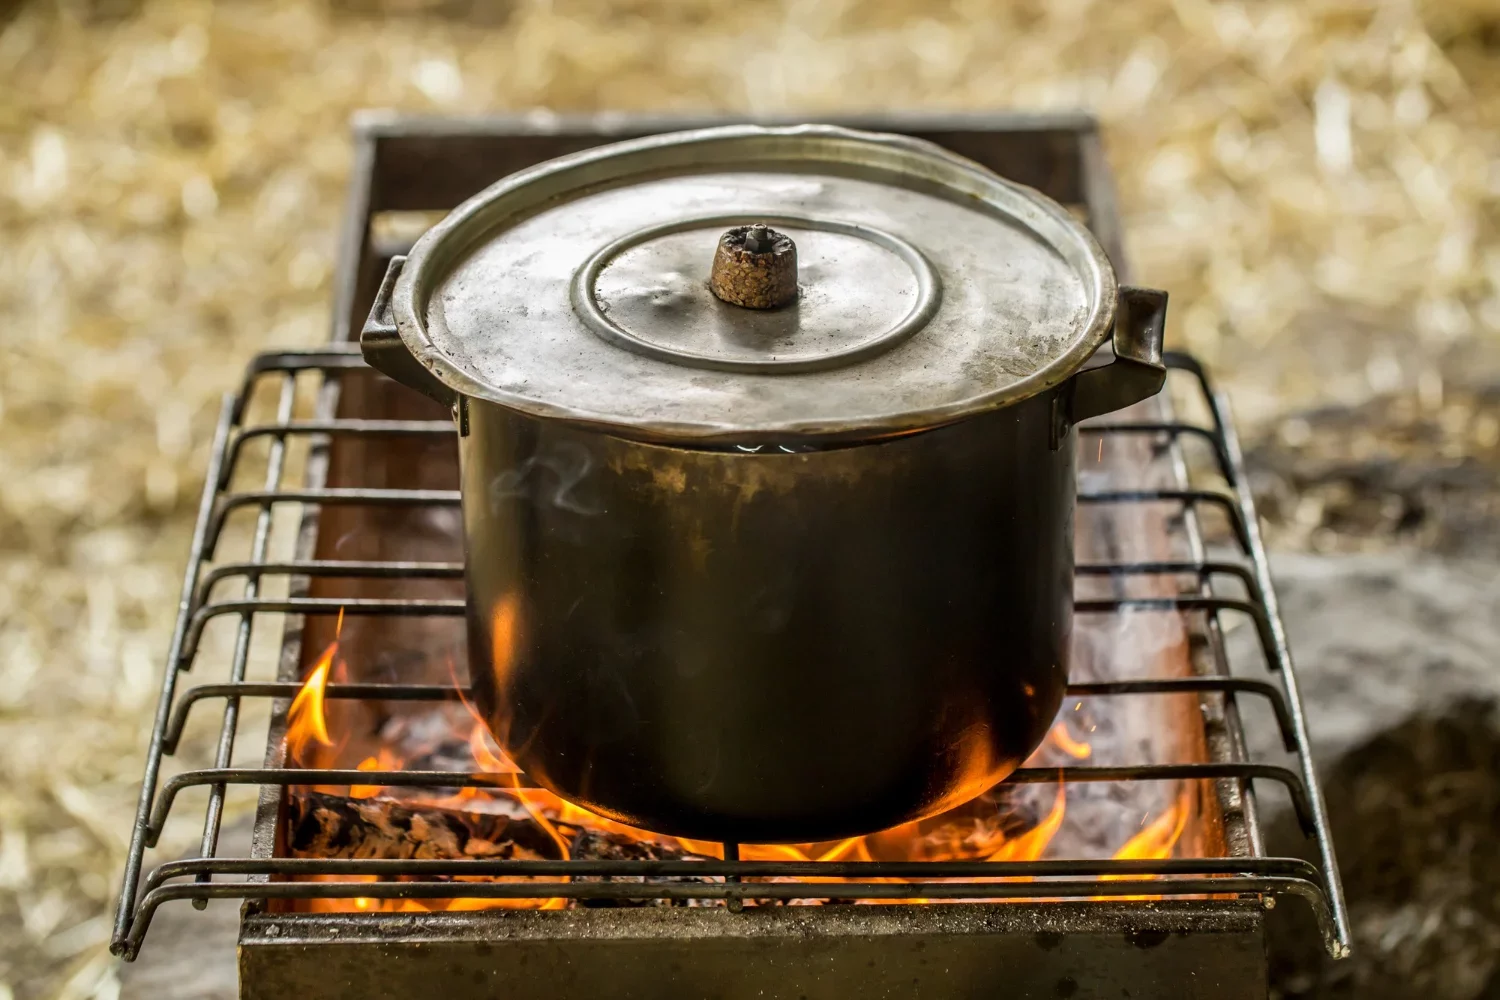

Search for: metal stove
xmin=111 ymin=112 xmax=1349 ymax=999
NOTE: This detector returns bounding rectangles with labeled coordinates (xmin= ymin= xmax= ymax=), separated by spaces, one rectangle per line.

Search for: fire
xmin=281 ymin=614 xmax=1203 ymax=912
xmin=285 ymin=608 xmax=342 ymax=765
xmin=1113 ymin=790 xmax=1192 ymax=863
xmin=349 ymin=750 xmax=397 ymax=799
xmin=1101 ymin=783 xmax=1196 ymax=901
xmin=988 ymin=784 xmax=1067 ymax=862
xmin=466 ymin=716 xmax=573 ymax=869
xmin=1046 ymin=721 xmax=1092 ymax=760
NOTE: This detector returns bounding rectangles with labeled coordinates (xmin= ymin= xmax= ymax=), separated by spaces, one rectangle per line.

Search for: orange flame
xmin=1112 ymin=788 xmax=1192 ymax=862
xmin=467 ymin=721 xmax=573 ymax=868
xmin=989 ymin=784 xmax=1067 ymax=862
xmin=452 ymin=625 xmax=573 ymax=911
xmin=1102 ymin=783 xmax=1196 ymax=900
xmin=1047 ymin=722 xmax=1093 ymax=760
xmin=283 ymin=609 xmax=1213 ymax=913
xmin=285 ymin=608 xmax=343 ymax=765
xmin=350 ymin=750 xmax=398 ymax=799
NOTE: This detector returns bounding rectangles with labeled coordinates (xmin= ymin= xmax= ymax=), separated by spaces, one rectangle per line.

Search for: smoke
xmin=489 ymin=440 xmax=604 ymax=516
xmin=1043 ymin=427 xmax=1209 ymax=859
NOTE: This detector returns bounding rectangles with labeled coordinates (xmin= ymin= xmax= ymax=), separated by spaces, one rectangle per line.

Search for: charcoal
xmin=568 ymin=828 xmax=723 ymax=909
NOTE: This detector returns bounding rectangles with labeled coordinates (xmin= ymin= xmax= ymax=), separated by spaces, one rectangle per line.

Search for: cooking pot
xmin=360 ymin=125 xmax=1167 ymax=843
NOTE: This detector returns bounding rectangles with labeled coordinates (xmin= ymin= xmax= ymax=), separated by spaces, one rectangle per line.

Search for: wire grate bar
xmin=179 ymin=596 xmax=466 ymax=666
xmin=218 ymin=487 xmax=462 ymax=507
xmin=162 ymin=682 xmax=467 ymax=753
xmin=1078 ymin=488 xmax=1250 ymax=549
xmin=141 ymin=851 xmax=1320 ymax=881
xmin=230 ymin=348 xmax=363 ymax=422
xmin=111 ymin=395 xmax=236 ymax=950
xmin=183 ymin=567 xmax=1269 ymax=670
xmin=1075 ymin=594 xmax=1277 ymax=661
xmin=120 ymin=874 xmax=1340 ymax=961
xmin=1167 ymin=351 xmax=1353 ymax=956
xmin=196 ymin=558 xmax=1254 ymax=603
xmin=206 ymin=489 xmax=461 ymax=555
xmin=191 ymin=374 xmax=298 ymax=905
xmin=143 ymin=762 xmax=1315 ymax=848
xmin=1006 ymin=763 xmax=1314 ymax=834
xmin=1079 ymin=421 xmax=1232 ymax=473
xmin=160 ymin=676 xmax=1290 ymax=756
xmin=235 ymin=419 xmax=450 ymax=442
xmin=197 ymin=559 xmax=463 ymax=600
xmin=1075 ymin=559 xmax=1259 ymax=593
xmin=222 ymin=420 xmax=452 ymax=484
xmin=141 ymin=853 xmax=1327 ymax=886
xmin=1067 ymin=678 xmax=1295 ymax=751
xmin=146 ymin=769 xmax=525 ymax=845
xmin=144 ymin=874 xmax=1319 ymax=904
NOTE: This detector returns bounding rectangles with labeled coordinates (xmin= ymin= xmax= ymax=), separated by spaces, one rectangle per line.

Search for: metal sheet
xmin=239 ymin=901 xmax=1269 ymax=1000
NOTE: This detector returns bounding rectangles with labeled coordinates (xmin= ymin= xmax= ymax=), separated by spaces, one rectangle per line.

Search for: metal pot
xmin=361 ymin=125 xmax=1167 ymax=843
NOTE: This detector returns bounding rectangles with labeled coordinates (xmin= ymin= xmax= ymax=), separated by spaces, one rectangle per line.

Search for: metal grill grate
xmin=110 ymin=345 xmax=1351 ymax=961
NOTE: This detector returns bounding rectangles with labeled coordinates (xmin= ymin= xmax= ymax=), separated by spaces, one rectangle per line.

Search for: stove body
xmin=112 ymin=113 xmax=1347 ymax=1000
xmin=241 ymin=904 xmax=1266 ymax=998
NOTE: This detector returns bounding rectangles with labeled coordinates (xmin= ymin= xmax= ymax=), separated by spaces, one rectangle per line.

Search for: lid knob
xmin=709 ymin=224 xmax=798 ymax=310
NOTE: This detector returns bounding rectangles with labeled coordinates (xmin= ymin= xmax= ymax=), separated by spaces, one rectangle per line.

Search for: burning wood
xmin=566 ymin=830 xmax=724 ymax=910
xmin=284 ymin=790 xmax=724 ymax=911
xmin=286 ymin=788 xmax=719 ymax=865
xmin=287 ymin=790 xmax=562 ymax=861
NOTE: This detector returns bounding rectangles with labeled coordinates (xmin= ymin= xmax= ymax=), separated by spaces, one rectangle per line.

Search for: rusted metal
xmin=237 ymin=901 xmax=1271 ymax=1000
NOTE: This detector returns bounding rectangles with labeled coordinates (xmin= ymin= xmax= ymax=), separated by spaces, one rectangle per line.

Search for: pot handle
xmin=360 ymin=255 xmax=458 ymax=409
xmin=1071 ymin=285 xmax=1169 ymax=422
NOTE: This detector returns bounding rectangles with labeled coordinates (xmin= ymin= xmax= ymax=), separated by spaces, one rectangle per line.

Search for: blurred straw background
xmin=2 ymin=0 xmax=1498 ymax=997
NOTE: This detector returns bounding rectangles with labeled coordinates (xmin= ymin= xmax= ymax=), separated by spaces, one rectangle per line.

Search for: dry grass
xmin=1 ymin=0 xmax=1498 ymax=996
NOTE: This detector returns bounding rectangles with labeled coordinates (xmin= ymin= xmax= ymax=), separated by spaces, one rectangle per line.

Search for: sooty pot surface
xmin=461 ymin=391 xmax=1074 ymax=842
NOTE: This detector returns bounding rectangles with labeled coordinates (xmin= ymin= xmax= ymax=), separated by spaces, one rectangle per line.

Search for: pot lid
xmin=393 ymin=124 xmax=1118 ymax=445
